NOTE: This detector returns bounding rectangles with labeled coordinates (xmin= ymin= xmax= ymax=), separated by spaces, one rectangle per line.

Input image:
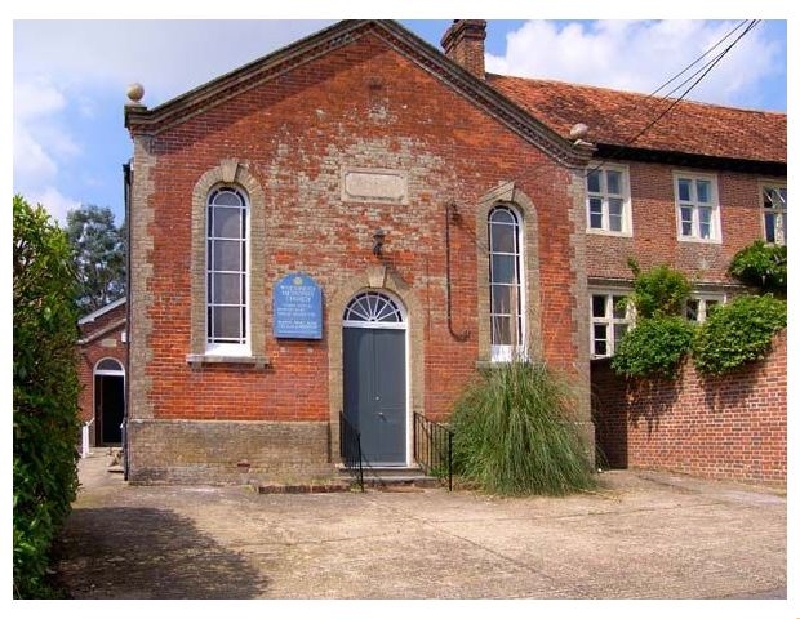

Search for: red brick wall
xmin=133 ymin=30 xmax=581 ymax=423
xmin=592 ymin=330 xmax=786 ymax=483
xmin=587 ymin=162 xmax=783 ymax=283
xmin=77 ymin=303 xmax=127 ymax=444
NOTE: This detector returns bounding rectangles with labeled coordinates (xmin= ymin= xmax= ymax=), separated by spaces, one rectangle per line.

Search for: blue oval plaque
xmin=273 ymin=272 xmax=323 ymax=339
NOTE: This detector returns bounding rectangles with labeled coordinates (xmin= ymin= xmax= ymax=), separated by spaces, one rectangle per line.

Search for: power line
xmin=584 ymin=19 xmax=761 ymax=177
xmin=458 ymin=19 xmax=763 ymax=258
xmin=644 ymin=20 xmax=750 ymax=99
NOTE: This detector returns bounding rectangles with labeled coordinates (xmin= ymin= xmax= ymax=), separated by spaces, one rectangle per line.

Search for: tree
xmin=66 ymin=205 xmax=126 ymax=315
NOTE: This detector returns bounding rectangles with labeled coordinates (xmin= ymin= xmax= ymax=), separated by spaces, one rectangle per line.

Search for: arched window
xmin=206 ymin=187 xmax=249 ymax=353
xmin=488 ymin=206 xmax=524 ymax=361
xmin=95 ymin=358 xmax=124 ymax=374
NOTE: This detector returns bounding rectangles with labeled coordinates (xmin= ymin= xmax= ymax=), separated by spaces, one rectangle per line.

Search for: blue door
xmin=342 ymin=292 xmax=407 ymax=465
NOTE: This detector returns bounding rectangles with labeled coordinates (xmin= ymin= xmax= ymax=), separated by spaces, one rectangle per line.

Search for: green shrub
xmin=13 ymin=195 xmax=81 ymax=598
xmin=729 ymin=240 xmax=787 ymax=295
xmin=450 ymin=361 xmax=596 ymax=495
xmin=692 ymin=294 xmax=786 ymax=375
xmin=611 ymin=317 xmax=696 ymax=378
xmin=627 ymin=259 xmax=691 ymax=318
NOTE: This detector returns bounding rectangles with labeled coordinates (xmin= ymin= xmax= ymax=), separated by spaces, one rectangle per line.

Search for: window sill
xmin=476 ymin=358 xmax=530 ymax=370
xmin=586 ymin=228 xmax=632 ymax=238
xmin=677 ymin=236 xmax=722 ymax=245
xmin=186 ymin=353 xmax=271 ymax=370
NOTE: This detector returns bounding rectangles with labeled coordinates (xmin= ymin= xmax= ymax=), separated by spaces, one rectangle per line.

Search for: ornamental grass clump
xmin=450 ymin=361 xmax=596 ymax=496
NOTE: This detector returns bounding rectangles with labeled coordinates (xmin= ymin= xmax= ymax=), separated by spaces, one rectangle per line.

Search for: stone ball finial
xmin=127 ymin=83 xmax=145 ymax=104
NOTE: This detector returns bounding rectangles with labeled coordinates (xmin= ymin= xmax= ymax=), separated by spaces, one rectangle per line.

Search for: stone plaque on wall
xmin=342 ymin=168 xmax=408 ymax=204
xmin=273 ymin=272 xmax=323 ymax=339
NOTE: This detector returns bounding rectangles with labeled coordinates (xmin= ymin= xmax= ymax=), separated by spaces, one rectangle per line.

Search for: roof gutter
xmin=595 ymin=143 xmax=786 ymax=177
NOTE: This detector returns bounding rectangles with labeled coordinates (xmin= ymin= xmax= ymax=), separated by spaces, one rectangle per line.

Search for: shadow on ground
xmin=54 ymin=506 xmax=266 ymax=599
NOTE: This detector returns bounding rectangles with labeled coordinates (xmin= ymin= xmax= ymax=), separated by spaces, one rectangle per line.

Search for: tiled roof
xmin=487 ymin=74 xmax=786 ymax=164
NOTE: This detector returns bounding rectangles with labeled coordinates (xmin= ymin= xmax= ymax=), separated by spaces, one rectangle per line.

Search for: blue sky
xmin=12 ymin=18 xmax=788 ymax=227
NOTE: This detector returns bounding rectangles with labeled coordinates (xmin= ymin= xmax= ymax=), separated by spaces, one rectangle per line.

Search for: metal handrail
xmin=339 ymin=410 xmax=364 ymax=493
xmin=413 ymin=412 xmax=453 ymax=491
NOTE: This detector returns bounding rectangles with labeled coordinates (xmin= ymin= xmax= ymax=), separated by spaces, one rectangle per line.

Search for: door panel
xmin=372 ymin=329 xmax=406 ymax=463
xmin=343 ymin=326 xmax=406 ymax=465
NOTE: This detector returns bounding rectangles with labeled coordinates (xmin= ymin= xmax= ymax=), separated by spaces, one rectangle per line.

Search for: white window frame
xmin=589 ymin=290 xmax=633 ymax=360
xmin=683 ymin=292 xmax=725 ymax=323
xmin=205 ymin=186 xmax=251 ymax=357
xmin=674 ymin=171 xmax=722 ymax=243
xmin=488 ymin=205 xmax=526 ymax=363
xmin=761 ymin=183 xmax=787 ymax=246
xmin=586 ymin=163 xmax=633 ymax=236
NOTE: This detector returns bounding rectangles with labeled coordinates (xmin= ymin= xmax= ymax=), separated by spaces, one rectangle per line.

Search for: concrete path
xmin=53 ymin=451 xmax=786 ymax=599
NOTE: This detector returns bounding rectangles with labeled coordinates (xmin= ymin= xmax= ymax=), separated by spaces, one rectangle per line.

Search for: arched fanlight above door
xmin=343 ymin=291 xmax=405 ymax=324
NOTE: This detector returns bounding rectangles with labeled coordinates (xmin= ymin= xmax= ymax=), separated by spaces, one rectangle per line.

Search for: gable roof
xmin=124 ymin=20 xmax=587 ymax=167
xmin=78 ymin=297 xmax=127 ymax=326
xmin=125 ymin=20 xmax=785 ymax=171
xmin=487 ymin=74 xmax=786 ymax=166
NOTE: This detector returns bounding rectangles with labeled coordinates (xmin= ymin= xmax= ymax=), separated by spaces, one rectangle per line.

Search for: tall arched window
xmin=206 ymin=187 xmax=249 ymax=354
xmin=489 ymin=206 xmax=524 ymax=361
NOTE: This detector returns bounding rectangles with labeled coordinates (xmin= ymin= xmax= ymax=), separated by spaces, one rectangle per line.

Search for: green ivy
xmin=692 ymin=294 xmax=786 ymax=375
xmin=611 ymin=317 xmax=696 ymax=378
xmin=728 ymin=241 xmax=787 ymax=295
xmin=13 ymin=195 xmax=81 ymax=598
xmin=626 ymin=259 xmax=691 ymax=318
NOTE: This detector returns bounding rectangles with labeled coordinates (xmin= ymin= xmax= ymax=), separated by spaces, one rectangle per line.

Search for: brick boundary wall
xmin=591 ymin=330 xmax=786 ymax=484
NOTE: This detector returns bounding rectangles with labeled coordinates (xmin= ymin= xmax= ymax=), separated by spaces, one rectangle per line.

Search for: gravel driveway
xmin=53 ymin=452 xmax=786 ymax=599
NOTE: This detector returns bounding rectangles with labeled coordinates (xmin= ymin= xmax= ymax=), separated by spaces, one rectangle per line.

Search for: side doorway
xmin=94 ymin=358 xmax=125 ymax=446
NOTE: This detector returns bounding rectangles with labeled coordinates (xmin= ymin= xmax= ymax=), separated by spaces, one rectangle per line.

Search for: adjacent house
xmin=77 ymin=297 xmax=127 ymax=448
xmin=112 ymin=19 xmax=785 ymax=484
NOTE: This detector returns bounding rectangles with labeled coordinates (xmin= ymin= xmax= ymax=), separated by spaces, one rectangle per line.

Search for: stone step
xmin=337 ymin=466 xmax=442 ymax=488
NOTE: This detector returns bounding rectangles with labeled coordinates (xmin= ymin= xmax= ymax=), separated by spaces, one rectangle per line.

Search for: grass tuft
xmin=450 ymin=361 xmax=596 ymax=496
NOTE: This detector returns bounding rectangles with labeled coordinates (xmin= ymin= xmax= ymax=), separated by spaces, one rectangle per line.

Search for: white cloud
xmin=12 ymin=20 xmax=335 ymax=222
xmin=26 ymin=187 xmax=82 ymax=225
xmin=486 ymin=20 xmax=783 ymax=108
xmin=13 ymin=77 xmax=80 ymax=191
xmin=13 ymin=20 xmax=336 ymax=105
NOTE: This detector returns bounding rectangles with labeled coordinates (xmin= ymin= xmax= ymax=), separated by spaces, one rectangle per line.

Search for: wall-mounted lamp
xmin=372 ymin=228 xmax=387 ymax=257
xmin=447 ymin=201 xmax=462 ymax=224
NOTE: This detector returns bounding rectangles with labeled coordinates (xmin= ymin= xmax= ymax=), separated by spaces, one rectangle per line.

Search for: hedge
xmin=13 ymin=195 xmax=81 ymax=598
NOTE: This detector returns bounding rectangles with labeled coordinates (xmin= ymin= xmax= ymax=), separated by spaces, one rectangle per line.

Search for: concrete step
xmin=338 ymin=466 xmax=442 ymax=488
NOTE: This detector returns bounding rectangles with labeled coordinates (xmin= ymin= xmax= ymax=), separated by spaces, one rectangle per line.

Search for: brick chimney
xmin=441 ymin=19 xmax=487 ymax=80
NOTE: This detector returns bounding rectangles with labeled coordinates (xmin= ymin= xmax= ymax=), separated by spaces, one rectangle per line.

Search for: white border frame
xmin=673 ymin=170 xmax=722 ymax=244
xmin=683 ymin=291 xmax=726 ymax=323
xmin=93 ymin=357 xmax=125 ymax=446
xmin=588 ymin=289 xmax=633 ymax=360
xmin=205 ymin=185 xmax=252 ymax=357
xmin=586 ymin=162 xmax=633 ymax=237
xmin=759 ymin=181 xmax=787 ymax=246
xmin=488 ymin=204 xmax=527 ymax=363
xmin=94 ymin=357 xmax=125 ymax=376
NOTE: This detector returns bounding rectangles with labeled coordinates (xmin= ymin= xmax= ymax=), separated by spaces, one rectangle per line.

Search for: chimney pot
xmin=441 ymin=19 xmax=487 ymax=80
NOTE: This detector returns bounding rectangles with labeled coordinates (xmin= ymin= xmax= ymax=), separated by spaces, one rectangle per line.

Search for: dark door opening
xmin=95 ymin=374 xmax=125 ymax=445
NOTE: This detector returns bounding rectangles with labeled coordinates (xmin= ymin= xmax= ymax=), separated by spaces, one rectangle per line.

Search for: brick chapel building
xmin=110 ymin=19 xmax=786 ymax=484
